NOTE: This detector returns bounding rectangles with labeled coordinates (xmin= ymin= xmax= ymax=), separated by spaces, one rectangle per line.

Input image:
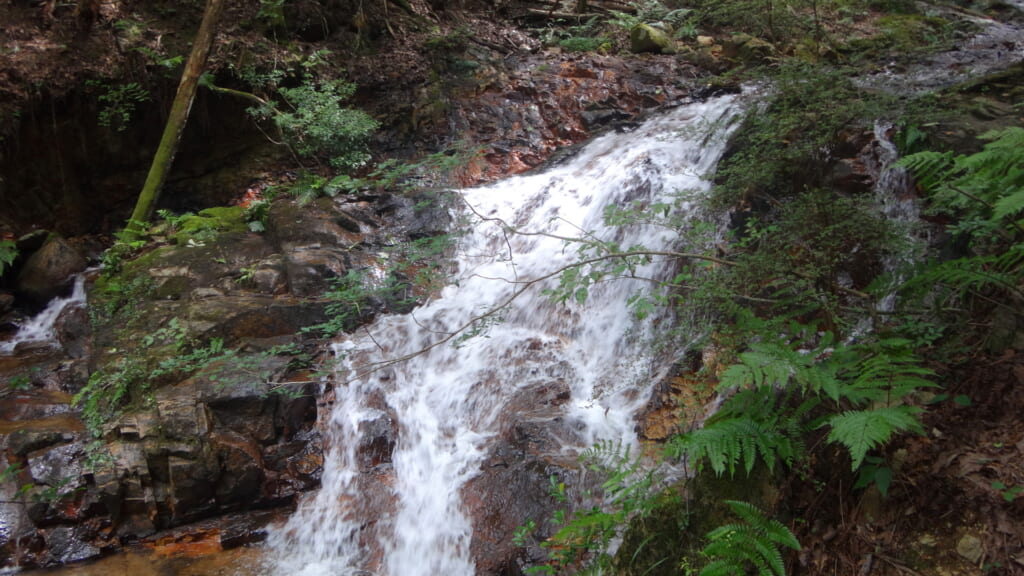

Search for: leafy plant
xmin=243 ymin=199 xmax=271 ymax=232
xmin=248 ymin=77 xmax=379 ymax=170
xmin=515 ymin=442 xmax=662 ymax=575
xmin=991 ymin=481 xmax=1024 ymax=502
xmin=0 ymin=463 xmax=22 ymax=484
xmin=74 ymin=358 xmax=146 ymax=436
xmin=558 ymin=36 xmax=611 ymax=53
xmin=699 ymin=500 xmax=800 ymax=576
xmin=88 ymin=81 xmax=150 ymax=132
xmin=669 ymin=325 xmax=932 ymax=495
xmin=0 ymin=239 xmax=17 ymax=277
xmin=899 ymin=127 xmax=1024 ymax=239
xmin=896 ymin=127 xmax=1024 ymax=336
xmin=7 ymin=373 xmax=32 ymax=391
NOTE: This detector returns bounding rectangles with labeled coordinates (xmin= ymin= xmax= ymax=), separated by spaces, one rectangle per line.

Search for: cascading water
xmin=269 ymin=93 xmax=747 ymax=576
xmin=0 ymin=273 xmax=89 ymax=356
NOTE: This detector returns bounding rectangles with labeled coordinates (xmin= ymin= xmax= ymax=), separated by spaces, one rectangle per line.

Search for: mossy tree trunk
xmin=126 ymin=0 xmax=226 ymax=236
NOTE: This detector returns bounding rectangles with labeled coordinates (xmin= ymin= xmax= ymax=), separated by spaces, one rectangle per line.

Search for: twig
xmin=876 ymin=553 xmax=925 ymax=576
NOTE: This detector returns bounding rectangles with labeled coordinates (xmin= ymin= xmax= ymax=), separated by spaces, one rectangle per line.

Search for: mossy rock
xmin=630 ymin=23 xmax=676 ymax=54
xmin=172 ymin=206 xmax=248 ymax=246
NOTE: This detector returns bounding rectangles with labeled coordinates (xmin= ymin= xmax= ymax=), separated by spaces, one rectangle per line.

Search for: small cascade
xmin=269 ymin=94 xmax=747 ymax=576
xmin=865 ymin=121 xmax=929 ymax=314
xmin=0 ymin=273 xmax=89 ymax=356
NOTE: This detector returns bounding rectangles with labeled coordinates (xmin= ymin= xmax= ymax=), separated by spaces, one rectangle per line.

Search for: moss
xmin=876 ymin=14 xmax=954 ymax=52
xmin=172 ymin=205 xmax=247 ymax=245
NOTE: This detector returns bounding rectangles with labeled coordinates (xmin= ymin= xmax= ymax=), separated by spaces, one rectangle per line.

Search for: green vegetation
xmin=246 ymin=75 xmax=379 ymax=171
xmin=0 ymin=239 xmax=16 ymax=277
xmin=699 ymin=501 xmax=800 ymax=576
xmin=513 ymin=48 xmax=1023 ymax=572
xmin=897 ymin=126 xmax=1024 ymax=348
xmin=75 ymin=313 xmax=313 ymax=435
xmin=86 ymin=80 xmax=150 ymax=132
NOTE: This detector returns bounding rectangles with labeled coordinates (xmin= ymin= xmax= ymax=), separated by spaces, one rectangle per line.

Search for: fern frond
xmin=671 ymin=413 xmax=798 ymax=477
xmin=993 ymin=188 xmax=1024 ymax=221
xmin=898 ymin=150 xmax=955 ymax=193
xmin=700 ymin=501 xmax=799 ymax=576
xmin=700 ymin=558 xmax=746 ymax=576
xmin=901 ymin=256 xmax=1021 ymax=298
xmin=717 ymin=340 xmax=817 ymax=392
xmin=825 ymin=406 xmax=923 ymax=470
xmin=835 ymin=340 xmax=935 ymax=405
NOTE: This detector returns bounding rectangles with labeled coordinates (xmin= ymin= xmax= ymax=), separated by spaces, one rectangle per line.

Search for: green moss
xmin=876 ymin=14 xmax=954 ymax=52
xmin=172 ymin=205 xmax=247 ymax=245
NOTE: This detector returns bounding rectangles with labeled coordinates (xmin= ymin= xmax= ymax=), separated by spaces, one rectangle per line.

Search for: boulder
xmin=630 ymin=23 xmax=675 ymax=54
xmin=0 ymin=292 xmax=14 ymax=314
xmin=53 ymin=303 xmax=90 ymax=359
xmin=15 ymin=236 xmax=86 ymax=305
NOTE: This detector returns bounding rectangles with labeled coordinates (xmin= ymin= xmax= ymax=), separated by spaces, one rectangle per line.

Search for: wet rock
xmin=16 ymin=230 xmax=50 ymax=254
xmin=53 ymin=303 xmax=90 ymax=359
xmin=27 ymin=442 xmax=84 ymax=491
xmin=581 ymin=108 xmax=631 ymax=130
xmin=211 ymin=430 xmax=265 ymax=508
xmin=465 ymin=372 xmax=582 ymax=574
xmin=357 ymin=398 xmax=398 ymax=472
xmin=726 ymin=33 xmax=778 ymax=63
xmin=283 ymin=247 xmax=350 ymax=298
xmin=16 ymin=236 xmax=86 ymax=305
xmin=187 ymin=297 xmax=327 ymax=344
xmin=152 ymin=275 xmax=192 ymax=300
xmin=630 ymin=23 xmax=675 ymax=54
xmin=0 ymin=291 xmax=14 ymax=314
xmin=42 ymin=525 xmax=101 ymax=565
xmin=7 ymin=430 xmax=73 ymax=457
xmin=167 ymin=453 xmax=218 ymax=524
xmin=250 ymin=254 xmax=289 ymax=295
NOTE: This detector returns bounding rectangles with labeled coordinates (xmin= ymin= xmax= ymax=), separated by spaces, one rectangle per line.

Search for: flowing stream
xmin=0 ymin=273 xmax=89 ymax=356
xmin=268 ymin=93 xmax=746 ymax=576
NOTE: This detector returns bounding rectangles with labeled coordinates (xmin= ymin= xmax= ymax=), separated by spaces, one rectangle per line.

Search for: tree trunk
xmin=77 ymin=0 xmax=101 ymax=32
xmin=126 ymin=0 xmax=226 ymax=234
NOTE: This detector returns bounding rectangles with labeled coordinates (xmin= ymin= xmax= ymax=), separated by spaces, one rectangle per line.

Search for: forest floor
xmin=784 ymin=348 xmax=1024 ymax=575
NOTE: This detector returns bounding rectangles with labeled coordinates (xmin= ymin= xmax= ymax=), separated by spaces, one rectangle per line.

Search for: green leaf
xmin=825 ymin=406 xmax=923 ymax=470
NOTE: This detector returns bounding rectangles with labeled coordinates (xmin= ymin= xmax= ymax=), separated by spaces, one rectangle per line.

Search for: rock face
xmin=358 ymin=48 xmax=698 ymax=184
xmin=0 ymin=190 xmax=453 ymax=568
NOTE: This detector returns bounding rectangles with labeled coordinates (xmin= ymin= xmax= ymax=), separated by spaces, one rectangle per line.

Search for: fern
xmin=699 ymin=500 xmax=800 ymax=576
xmin=677 ymin=330 xmax=932 ymax=477
xmin=669 ymin=389 xmax=816 ymax=476
xmin=900 ymin=127 xmax=1024 ymax=233
xmin=832 ymin=339 xmax=935 ymax=405
xmin=581 ymin=441 xmax=655 ymax=516
xmin=900 ymin=251 xmax=1024 ymax=302
xmin=825 ymin=406 xmax=923 ymax=470
xmin=717 ymin=337 xmax=838 ymax=396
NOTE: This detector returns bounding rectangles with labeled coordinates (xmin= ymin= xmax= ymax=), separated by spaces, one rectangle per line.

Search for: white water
xmin=269 ymin=94 xmax=746 ymax=576
xmin=0 ymin=273 xmax=89 ymax=355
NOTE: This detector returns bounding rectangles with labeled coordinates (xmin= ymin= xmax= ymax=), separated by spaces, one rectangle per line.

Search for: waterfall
xmin=0 ymin=273 xmax=89 ymax=356
xmin=268 ymin=93 xmax=747 ymax=576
